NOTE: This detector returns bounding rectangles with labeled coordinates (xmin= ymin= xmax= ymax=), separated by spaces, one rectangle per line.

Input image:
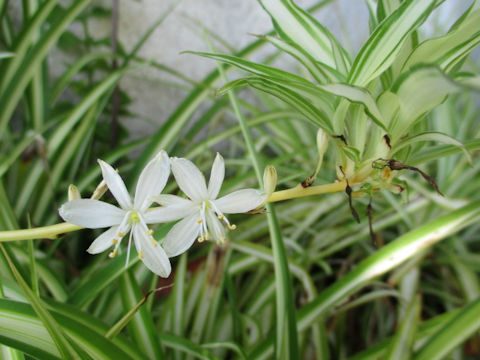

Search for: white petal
xmin=144 ymin=203 xmax=197 ymax=224
xmin=87 ymin=226 xmax=119 ymax=254
xmin=208 ymin=153 xmax=225 ymax=199
xmin=152 ymin=194 xmax=192 ymax=207
xmin=132 ymin=225 xmax=171 ymax=277
xmin=206 ymin=210 xmax=226 ymax=242
xmin=59 ymin=199 xmax=125 ymax=228
xmin=163 ymin=212 xmax=200 ymax=258
xmin=214 ymin=189 xmax=266 ymax=214
xmin=171 ymin=157 xmax=208 ymax=202
xmin=134 ymin=150 xmax=170 ymax=212
xmin=98 ymin=159 xmax=132 ymax=209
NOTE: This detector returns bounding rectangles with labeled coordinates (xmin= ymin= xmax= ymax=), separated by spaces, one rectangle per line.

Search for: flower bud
xmin=263 ymin=165 xmax=277 ymax=196
xmin=68 ymin=184 xmax=81 ymax=201
xmin=91 ymin=179 xmax=108 ymax=200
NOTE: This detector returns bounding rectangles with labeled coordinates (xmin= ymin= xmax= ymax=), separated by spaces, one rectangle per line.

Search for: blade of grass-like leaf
xmin=171 ymin=253 xmax=187 ymax=360
xmin=214 ymin=52 xmax=299 ymax=359
xmin=0 ymin=298 xmax=139 ymax=360
xmin=348 ymin=0 xmax=441 ymax=85
xmin=160 ymin=333 xmax=217 ymax=360
xmin=119 ymin=271 xmax=164 ymax=359
xmin=349 ymin=308 xmax=461 ymax=360
xmin=385 ymin=295 xmax=421 ymax=360
xmin=403 ymin=8 xmax=480 ymax=72
xmin=390 ymin=65 xmax=471 ymax=140
xmin=409 ymin=139 xmax=480 ymax=166
xmin=69 ymin=252 xmax=138 ymax=308
xmin=0 ymin=0 xmax=57 ymax=90
xmin=298 ymin=200 xmax=480 ymax=331
xmin=0 ymin=0 xmax=91 ymax=135
xmin=50 ymin=52 xmax=117 ymax=104
xmin=258 ymin=0 xmax=348 ymax=72
xmin=392 ymin=131 xmax=472 ymax=164
xmin=260 ymin=34 xmax=341 ymax=83
xmin=414 ymin=298 xmax=480 ymax=360
xmin=0 ymin=244 xmax=80 ymax=359
xmin=0 ymin=52 xmax=14 ymax=59
xmin=219 ymin=77 xmax=333 ymax=132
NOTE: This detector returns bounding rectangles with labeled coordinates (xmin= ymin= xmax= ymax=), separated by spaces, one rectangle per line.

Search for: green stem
xmin=0 ymin=222 xmax=81 ymax=242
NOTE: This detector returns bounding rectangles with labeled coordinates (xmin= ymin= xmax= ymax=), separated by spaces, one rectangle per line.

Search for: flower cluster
xmin=59 ymin=151 xmax=266 ymax=277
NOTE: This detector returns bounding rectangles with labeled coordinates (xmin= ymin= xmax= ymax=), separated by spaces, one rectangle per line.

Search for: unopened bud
xmin=316 ymin=129 xmax=328 ymax=158
xmin=263 ymin=165 xmax=277 ymax=196
xmin=91 ymin=179 xmax=108 ymax=200
xmin=68 ymin=184 xmax=81 ymax=200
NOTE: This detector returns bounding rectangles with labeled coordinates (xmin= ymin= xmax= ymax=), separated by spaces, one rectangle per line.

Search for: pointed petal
xmin=208 ymin=153 xmax=225 ymax=199
xmin=152 ymin=194 xmax=192 ymax=207
xmin=206 ymin=209 xmax=226 ymax=242
xmin=59 ymin=199 xmax=125 ymax=228
xmin=132 ymin=225 xmax=171 ymax=277
xmin=86 ymin=226 xmax=119 ymax=254
xmin=134 ymin=150 xmax=170 ymax=211
xmin=144 ymin=203 xmax=197 ymax=224
xmin=163 ymin=212 xmax=200 ymax=258
xmin=98 ymin=159 xmax=132 ymax=209
xmin=171 ymin=157 xmax=208 ymax=202
xmin=214 ymin=189 xmax=266 ymax=214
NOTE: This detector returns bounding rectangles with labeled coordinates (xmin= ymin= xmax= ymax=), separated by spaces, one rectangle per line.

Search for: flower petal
xmin=214 ymin=189 xmax=266 ymax=214
xmin=144 ymin=203 xmax=197 ymax=224
xmin=208 ymin=153 xmax=225 ymax=199
xmin=162 ymin=212 xmax=200 ymax=258
xmin=152 ymin=194 xmax=193 ymax=207
xmin=134 ymin=150 xmax=170 ymax=212
xmin=98 ymin=159 xmax=132 ymax=209
xmin=87 ymin=226 xmax=119 ymax=254
xmin=171 ymin=157 xmax=208 ymax=202
xmin=206 ymin=209 xmax=226 ymax=242
xmin=59 ymin=199 xmax=125 ymax=228
xmin=132 ymin=224 xmax=171 ymax=277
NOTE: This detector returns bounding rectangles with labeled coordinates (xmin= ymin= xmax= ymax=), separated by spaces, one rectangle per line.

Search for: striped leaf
xmin=348 ymin=0 xmax=441 ymax=85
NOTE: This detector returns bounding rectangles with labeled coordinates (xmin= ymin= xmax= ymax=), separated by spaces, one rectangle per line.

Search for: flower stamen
xmin=109 ymin=249 xmax=118 ymax=258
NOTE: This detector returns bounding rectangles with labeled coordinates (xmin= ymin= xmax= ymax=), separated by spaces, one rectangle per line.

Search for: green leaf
xmin=390 ymin=65 xmax=467 ymax=139
xmin=403 ymin=8 xmax=480 ymax=72
xmin=258 ymin=0 xmax=349 ymax=73
xmin=392 ymin=131 xmax=472 ymax=164
xmin=414 ymin=298 xmax=480 ymax=360
xmin=0 ymin=298 xmax=139 ymax=360
xmin=385 ymin=295 xmax=421 ymax=360
xmin=0 ymin=244 xmax=81 ymax=359
xmin=319 ymin=83 xmax=387 ymax=131
xmin=297 ymin=199 xmax=480 ymax=331
xmin=119 ymin=271 xmax=164 ymax=359
xmin=0 ymin=52 xmax=14 ymax=60
xmin=0 ymin=0 xmax=92 ymax=135
xmin=348 ymin=0 xmax=441 ymax=85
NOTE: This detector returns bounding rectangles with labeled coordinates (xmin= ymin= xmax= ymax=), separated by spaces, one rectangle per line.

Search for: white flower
xmin=59 ymin=150 xmax=174 ymax=277
xmin=151 ymin=153 xmax=266 ymax=257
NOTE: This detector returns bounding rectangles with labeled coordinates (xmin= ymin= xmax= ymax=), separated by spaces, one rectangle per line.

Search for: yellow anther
xmin=117 ymin=232 xmax=125 ymax=237
xmin=138 ymin=251 xmax=144 ymax=259
xmin=196 ymin=219 xmax=203 ymax=224
xmin=112 ymin=239 xmax=118 ymax=245
xmin=198 ymin=236 xmax=204 ymax=243
xmin=147 ymin=229 xmax=154 ymax=236
xmin=217 ymin=214 xmax=224 ymax=220
xmin=150 ymin=238 xmax=158 ymax=247
xmin=205 ymin=233 xmax=211 ymax=240
xmin=218 ymin=235 xmax=225 ymax=244
xmin=228 ymin=224 xmax=237 ymax=230
xmin=109 ymin=249 xmax=118 ymax=258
